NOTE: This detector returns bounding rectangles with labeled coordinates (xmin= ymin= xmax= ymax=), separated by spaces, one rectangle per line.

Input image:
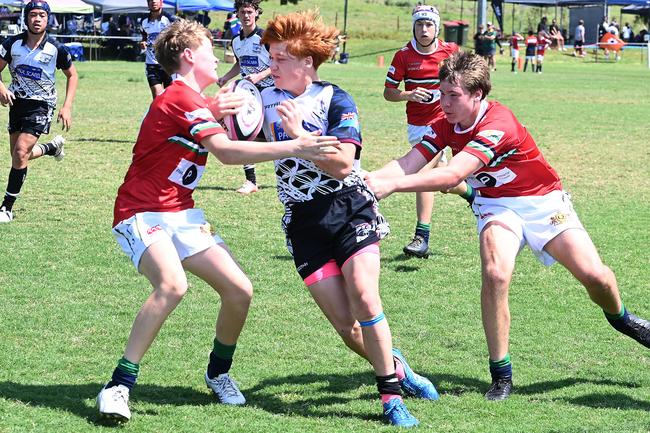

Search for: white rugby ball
xmin=223 ymin=79 xmax=264 ymax=141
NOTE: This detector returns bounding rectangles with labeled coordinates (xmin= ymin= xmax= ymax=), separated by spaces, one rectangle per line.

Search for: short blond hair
xmin=154 ymin=19 xmax=212 ymax=75
xmin=261 ymin=10 xmax=339 ymax=70
xmin=439 ymin=51 xmax=491 ymax=99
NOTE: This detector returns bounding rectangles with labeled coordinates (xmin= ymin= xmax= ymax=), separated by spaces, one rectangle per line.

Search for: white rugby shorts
xmin=471 ymin=190 xmax=585 ymax=266
xmin=511 ymin=48 xmax=519 ymax=59
xmin=407 ymin=123 xmax=448 ymax=163
xmin=112 ymin=208 xmax=225 ymax=271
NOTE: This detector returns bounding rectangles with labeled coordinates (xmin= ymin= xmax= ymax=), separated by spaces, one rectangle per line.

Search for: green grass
xmin=0 ymin=46 xmax=649 ymax=433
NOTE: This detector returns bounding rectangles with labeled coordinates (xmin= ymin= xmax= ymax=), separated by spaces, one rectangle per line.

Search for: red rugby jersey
xmin=415 ymin=101 xmax=562 ymax=198
xmin=385 ymin=39 xmax=458 ymax=126
xmin=113 ymin=79 xmax=225 ymax=226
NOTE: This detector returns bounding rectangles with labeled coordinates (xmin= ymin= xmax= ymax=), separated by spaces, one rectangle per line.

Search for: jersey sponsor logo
xmin=168 ymin=158 xmax=205 ymax=190
xmin=419 ymin=89 xmax=440 ymax=104
xmin=148 ymin=32 xmax=160 ymax=44
xmin=184 ymin=108 xmax=213 ymax=122
xmin=466 ymin=167 xmax=517 ymax=189
xmin=272 ymin=122 xmax=291 ymax=141
xmin=240 ymin=56 xmax=260 ymax=67
xmin=146 ymin=224 xmax=163 ymax=235
xmin=407 ymin=61 xmax=422 ymax=71
xmin=550 ymin=212 xmax=569 ymax=226
xmin=37 ymin=52 xmax=53 ymax=64
xmin=387 ymin=65 xmax=395 ymax=74
xmin=16 ymin=64 xmax=42 ymax=80
xmin=476 ymin=129 xmax=504 ymax=145
xmin=252 ymin=43 xmax=262 ymax=54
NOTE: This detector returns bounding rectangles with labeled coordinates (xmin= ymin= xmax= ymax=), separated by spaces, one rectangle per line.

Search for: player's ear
xmin=304 ymin=56 xmax=313 ymax=68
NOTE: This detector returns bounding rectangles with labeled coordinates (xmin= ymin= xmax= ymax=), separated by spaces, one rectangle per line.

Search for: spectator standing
xmin=484 ymin=21 xmax=498 ymax=71
xmin=622 ymin=22 xmax=632 ymax=42
xmin=474 ymin=23 xmax=486 ymax=57
xmin=574 ymin=19 xmax=586 ymax=57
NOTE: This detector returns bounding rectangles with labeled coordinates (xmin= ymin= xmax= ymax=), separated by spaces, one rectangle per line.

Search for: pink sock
xmin=394 ymin=358 xmax=406 ymax=381
xmin=381 ymin=394 xmax=402 ymax=404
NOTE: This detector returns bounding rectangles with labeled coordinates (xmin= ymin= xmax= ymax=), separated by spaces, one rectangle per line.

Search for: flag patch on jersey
xmin=339 ymin=112 xmax=359 ymax=130
xmin=185 ymin=108 xmax=214 ymax=122
xmin=476 ymin=129 xmax=505 ymax=145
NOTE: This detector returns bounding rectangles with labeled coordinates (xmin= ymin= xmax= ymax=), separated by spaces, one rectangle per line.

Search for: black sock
xmin=511 ymin=61 xmax=515 ymax=72
xmin=243 ymin=165 xmax=256 ymax=184
xmin=2 ymin=167 xmax=27 ymax=211
xmin=38 ymin=141 xmax=58 ymax=156
xmin=207 ymin=351 xmax=233 ymax=378
xmin=376 ymin=373 xmax=402 ymax=396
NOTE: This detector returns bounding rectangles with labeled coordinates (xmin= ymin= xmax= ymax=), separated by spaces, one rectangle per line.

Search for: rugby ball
xmin=222 ymin=79 xmax=264 ymax=141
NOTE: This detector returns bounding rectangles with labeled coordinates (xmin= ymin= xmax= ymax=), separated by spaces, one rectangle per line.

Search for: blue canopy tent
xmin=162 ymin=0 xmax=234 ymax=12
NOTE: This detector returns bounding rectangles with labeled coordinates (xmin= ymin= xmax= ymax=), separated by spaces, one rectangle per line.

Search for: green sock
xmin=461 ymin=184 xmax=474 ymax=200
xmin=117 ymin=357 xmax=140 ymax=375
xmin=213 ymin=338 xmax=236 ymax=359
xmin=604 ymin=302 xmax=625 ymax=320
xmin=489 ymin=353 xmax=511 ymax=368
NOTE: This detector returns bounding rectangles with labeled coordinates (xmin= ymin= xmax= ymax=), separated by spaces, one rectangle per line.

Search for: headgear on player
xmin=24 ymin=1 xmax=51 ymax=25
xmin=412 ymin=4 xmax=440 ymax=42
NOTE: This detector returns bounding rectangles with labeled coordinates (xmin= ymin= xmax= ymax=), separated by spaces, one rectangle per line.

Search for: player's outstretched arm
xmin=366 ymin=151 xmax=482 ymax=200
xmin=58 ymin=63 xmax=78 ymax=131
xmin=202 ymin=132 xmax=340 ymax=166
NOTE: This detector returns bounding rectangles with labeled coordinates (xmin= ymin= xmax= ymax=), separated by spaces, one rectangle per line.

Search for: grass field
xmin=0 ymin=43 xmax=649 ymax=433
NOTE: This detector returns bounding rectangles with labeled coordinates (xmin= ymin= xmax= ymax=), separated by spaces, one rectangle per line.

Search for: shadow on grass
xmin=245 ymin=371 xmax=385 ymax=422
xmin=564 ymin=392 xmax=650 ymax=411
xmin=0 ymin=381 xmax=213 ymax=425
xmin=0 ymin=374 xmax=642 ymax=425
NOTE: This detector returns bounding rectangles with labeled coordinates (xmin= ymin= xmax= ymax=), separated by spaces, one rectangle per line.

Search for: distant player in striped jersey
xmin=384 ymin=5 xmax=473 ymax=259
xmin=95 ymin=19 xmax=339 ymax=423
xmin=523 ymin=30 xmax=537 ymax=73
xmin=0 ymin=1 xmax=77 ymax=223
xmin=140 ymin=0 xmax=176 ymax=99
xmin=218 ymin=0 xmax=273 ymax=196
xmin=367 ymin=51 xmax=650 ymax=402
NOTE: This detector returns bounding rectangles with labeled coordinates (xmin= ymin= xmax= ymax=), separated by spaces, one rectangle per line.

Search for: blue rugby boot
xmin=382 ymin=398 xmax=419 ymax=428
xmin=393 ymin=348 xmax=439 ymax=400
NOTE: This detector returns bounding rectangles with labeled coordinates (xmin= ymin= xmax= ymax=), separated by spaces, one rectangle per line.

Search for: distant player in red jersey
xmin=535 ymin=32 xmax=551 ymax=73
xmin=523 ymin=30 xmax=537 ymax=73
xmin=367 ymin=51 xmax=650 ymax=402
xmin=95 ymin=19 xmax=339 ymax=423
xmin=384 ymin=5 xmax=473 ymax=258
xmin=509 ymin=32 xmax=523 ymax=73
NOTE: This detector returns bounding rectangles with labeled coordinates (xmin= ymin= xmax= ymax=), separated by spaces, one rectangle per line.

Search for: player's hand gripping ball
xmin=222 ymin=79 xmax=264 ymax=141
